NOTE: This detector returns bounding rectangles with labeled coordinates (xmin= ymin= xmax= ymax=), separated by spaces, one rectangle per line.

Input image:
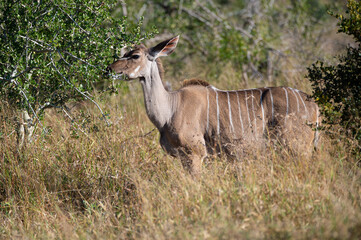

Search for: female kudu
xmin=107 ymin=36 xmax=320 ymax=175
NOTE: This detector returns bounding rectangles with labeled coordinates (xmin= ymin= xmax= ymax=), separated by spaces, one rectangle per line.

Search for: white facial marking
xmin=283 ymin=87 xmax=289 ymax=124
xmin=129 ymin=65 xmax=140 ymax=78
xmin=227 ymin=92 xmax=234 ymax=134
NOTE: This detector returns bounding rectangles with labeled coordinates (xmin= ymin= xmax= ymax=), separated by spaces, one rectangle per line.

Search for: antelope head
xmin=106 ymin=36 xmax=179 ymax=80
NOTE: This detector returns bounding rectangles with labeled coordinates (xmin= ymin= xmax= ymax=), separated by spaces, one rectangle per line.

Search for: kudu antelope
xmin=106 ymin=36 xmax=320 ymax=175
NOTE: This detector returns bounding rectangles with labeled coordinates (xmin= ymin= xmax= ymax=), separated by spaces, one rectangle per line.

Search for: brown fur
xmin=181 ymin=78 xmax=210 ymax=88
xmin=156 ymin=58 xmax=165 ymax=80
xmin=107 ymin=36 xmax=321 ymax=176
xmin=134 ymin=44 xmax=165 ymax=80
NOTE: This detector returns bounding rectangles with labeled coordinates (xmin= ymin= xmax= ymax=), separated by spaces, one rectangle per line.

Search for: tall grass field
xmin=1 ymin=80 xmax=360 ymax=239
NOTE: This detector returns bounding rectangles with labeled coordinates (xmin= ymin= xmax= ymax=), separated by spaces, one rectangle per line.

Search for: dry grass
xmin=1 ymin=85 xmax=360 ymax=239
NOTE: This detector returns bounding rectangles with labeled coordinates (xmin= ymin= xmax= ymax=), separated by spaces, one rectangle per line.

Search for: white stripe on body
xmin=251 ymin=90 xmax=257 ymax=137
xmin=227 ymin=92 xmax=235 ymax=134
xmin=236 ymin=92 xmax=244 ymax=134
xmin=259 ymin=89 xmax=265 ymax=132
xmin=215 ymin=89 xmax=220 ymax=135
xmin=206 ymin=87 xmax=210 ymax=132
xmin=283 ymin=87 xmax=289 ymax=124
xmin=296 ymin=90 xmax=308 ymax=115
xmin=245 ymin=91 xmax=252 ymax=128
xmin=290 ymin=88 xmax=300 ymax=112
xmin=268 ymin=88 xmax=274 ymax=125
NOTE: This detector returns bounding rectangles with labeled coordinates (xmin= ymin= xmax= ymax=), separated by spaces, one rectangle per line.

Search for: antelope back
xmin=200 ymin=86 xmax=320 ymax=150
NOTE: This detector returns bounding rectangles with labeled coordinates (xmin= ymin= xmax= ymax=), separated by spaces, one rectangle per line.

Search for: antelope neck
xmin=140 ymin=61 xmax=177 ymax=130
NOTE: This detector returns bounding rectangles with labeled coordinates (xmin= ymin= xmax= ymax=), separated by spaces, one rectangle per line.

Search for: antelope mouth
xmin=111 ymin=72 xmax=126 ymax=80
xmin=105 ymin=67 xmax=128 ymax=81
xmin=108 ymin=71 xmax=130 ymax=81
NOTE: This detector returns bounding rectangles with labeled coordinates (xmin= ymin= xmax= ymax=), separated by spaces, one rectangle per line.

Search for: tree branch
xmin=63 ymin=50 xmax=99 ymax=69
xmin=10 ymin=78 xmax=46 ymax=133
xmin=61 ymin=107 xmax=91 ymax=139
xmin=120 ymin=0 xmax=127 ymax=17
xmin=7 ymin=67 xmax=35 ymax=81
xmin=19 ymin=35 xmax=54 ymax=51
xmin=55 ymin=4 xmax=90 ymax=36
xmin=50 ymin=56 xmax=110 ymax=126
xmin=182 ymin=8 xmax=214 ymax=29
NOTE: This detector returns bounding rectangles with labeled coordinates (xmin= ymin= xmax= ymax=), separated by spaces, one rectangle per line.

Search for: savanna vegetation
xmin=1 ymin=0 xmax=360 ymax=239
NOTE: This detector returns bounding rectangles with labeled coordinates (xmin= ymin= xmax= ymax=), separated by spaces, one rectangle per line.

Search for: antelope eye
xmin=131 ymin=55 xmax=140 ymax=59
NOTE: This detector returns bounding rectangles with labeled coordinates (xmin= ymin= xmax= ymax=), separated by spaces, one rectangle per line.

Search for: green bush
xmin=307 ymin=0 xmax=361 ymax=157
xmin=0 ymin=0 xmax=153 ymax=126
xmin=0 ymin=0 xmax=155 ymax=146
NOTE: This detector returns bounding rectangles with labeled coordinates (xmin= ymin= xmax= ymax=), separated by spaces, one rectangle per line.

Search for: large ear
xmin=148 ymin=36 xmax=179 ymax=60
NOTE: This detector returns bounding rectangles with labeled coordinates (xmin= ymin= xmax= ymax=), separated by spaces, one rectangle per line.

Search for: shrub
xmin=307 ymin=0 xmax=361 ymax=158
xmin=0 ymin=0 xmax=154 ymax=146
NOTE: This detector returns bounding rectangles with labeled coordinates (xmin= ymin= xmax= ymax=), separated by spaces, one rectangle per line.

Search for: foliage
xmin=0 ymin=0 xmax=153 ymax=125
xmin=333 ymin=0 xmax=361 ymax=43
xmin=122 ymin=0 xmax=337 ymax=86
xmin=307 ymin=0 xmax=361 ymax=156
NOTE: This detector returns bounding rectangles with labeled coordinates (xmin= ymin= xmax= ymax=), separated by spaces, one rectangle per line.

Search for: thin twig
xmin=7 ymin=130 xmax=16 ymax=138
xmin=63 ymin=50 xmax=99 ymax=68
xmin=50 ymin=56 xmax=110 ymax=126
xmin=7 ymin=67 xmax=35 ymax=81
xmin=197 ymin=0 xmax=223 ymax=23
xmin=62 ymin=107 xmax=91 ymax=138
xmin=182 ymin=8 xmax=214 ymax=29
xmin=19 ymin=35 xmax=53 ymax=51
xmin=55 ymin=4 xmax=90 ymax=35
xmin=56 ymin=49 xmax=71 ymax=66
xmin=137 ymin=4 xmax=147 ymax=20
xmin=35 ymin=102 xmax=52 ymax=117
